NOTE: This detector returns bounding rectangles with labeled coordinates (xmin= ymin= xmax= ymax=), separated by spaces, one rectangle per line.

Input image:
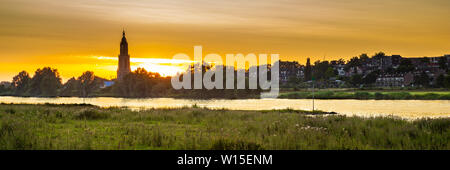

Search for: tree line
xmin=0 ymin=65 xmax=266 ymax=99
xmin=2 ymin=67 xmax=105 ymax=97
xmin=285 ymin=52 xmax=450 ymax=88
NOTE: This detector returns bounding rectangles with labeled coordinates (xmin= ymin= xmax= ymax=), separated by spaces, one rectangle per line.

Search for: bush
xmin=387 ymin=92 xmax=413 ymax=99
xmin=74 ymin=109 xmax=109 ymax=120
xmin=3 ymin=108 xmax=16 ymax=114
xmin=313 ymin=91 xmax=335 ymax=99
xmin=418 ymin=93 xmax=440 ymax=100
xmin=354 ymin=92 xmax=371 ymax=99
xmin=438 ymin=94 xmax=450 ymax=100
xmin=374 ymin=92 xmax=385 ymax=100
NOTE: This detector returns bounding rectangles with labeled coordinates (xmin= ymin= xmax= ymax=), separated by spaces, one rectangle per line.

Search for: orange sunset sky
xmin=1 ymin=0 xmax=449 ymax=82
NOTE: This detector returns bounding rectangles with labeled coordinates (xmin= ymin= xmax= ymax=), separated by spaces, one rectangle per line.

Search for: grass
xmin=279 ymin=91 xmax=450 ymax=100
xmin=0 ymin=104 xmax=448 ymax=150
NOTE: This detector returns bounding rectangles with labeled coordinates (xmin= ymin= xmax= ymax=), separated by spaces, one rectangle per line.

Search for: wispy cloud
xmin=95 ymin=56 xmax=193 ymax=64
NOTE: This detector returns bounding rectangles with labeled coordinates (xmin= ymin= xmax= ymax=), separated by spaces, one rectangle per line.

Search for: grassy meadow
xmin=0 ymin=103 xmax=448 ymax=150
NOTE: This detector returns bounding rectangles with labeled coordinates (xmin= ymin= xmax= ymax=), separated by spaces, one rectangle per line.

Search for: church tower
xmin=117 ymin=30 xmax=131 ymax=80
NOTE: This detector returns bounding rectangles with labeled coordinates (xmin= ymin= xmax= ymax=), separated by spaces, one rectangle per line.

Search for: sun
xmin=131 ymin=63 xmax=187 ymax=77
xmin=95 ymin=56 xmax=192 ymax=78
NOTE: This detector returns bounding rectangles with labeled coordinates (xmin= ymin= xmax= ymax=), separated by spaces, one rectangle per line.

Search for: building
xmin=279 ymin=61 xmax=304 ymax=84
xmin=117 ymin=30 xmax=131 ymax=81
xmin=375 ymin=72 xmax=414 ymax=87
xmin=101 ymin=81 xmax=115 ymax=89
xmin=370 ymin=55 xmax=402 ymax=70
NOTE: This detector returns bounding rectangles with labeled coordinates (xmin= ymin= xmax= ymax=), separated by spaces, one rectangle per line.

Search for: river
xmin=0 ymin=96 xmax=449 ymax=119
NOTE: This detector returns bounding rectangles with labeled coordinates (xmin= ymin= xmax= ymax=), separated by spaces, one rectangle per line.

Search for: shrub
xmin=418 ymin=93 xmax=440 ymax=100
xmin=74 ymin=109 xmax=109 ymax=120
xmin=354 ymin=92 xmax=371 ymax=99
xmin=4 ymin=108 xmax=16 ymax=114
xmin=438 ymin=94 xmax=450 ymax=100
xmin=387 ymin=92 xmax=413 ymax=99
xmin=374 ymin=92 xmax=385 ymax=100
xmin=313 ymin=91 xmax=335 ymax=99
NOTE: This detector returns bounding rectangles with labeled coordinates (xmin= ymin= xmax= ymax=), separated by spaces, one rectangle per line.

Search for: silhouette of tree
xmin=359 ymin=53 xmax=369 ymax=64
xmin=374 ymin=52 xmax=386 ymax=58
xmin=313 ymin=60 xmax=333 ymax=80
xmin=337 ymin=58 xmax=345 ymax=65
xmin=79 ymin=71 xmax=96 ymax=97
xmin=305 ymin=58 xmax=312 ymax=81
xmin=362 ymin=70 xmax=380 ymax=85
xmin=438 ymin=57 xmax=448 ymax=71
xmin=115 ymin=68 xmax=161 ymax=98
xmin=345 ymin=56 xmax=361 ymax=73
xmin=350 ymin=74 xmax=363 ymax=87
xmin=436 ymin=74 xmax=445 ymax=88
xmin=60 ymin=77 xmax=80 ymax=96
xmin=29 ymin=67 xmax=62 ymax=97
xmin=0 ymin=84 xmax=8 ymax=94
xmin=397 ymin=59 xmax=415 ymax=73
xmin=414 ymin=72 xmax=430 ymax=87
xmin=12 ymin=71 xmax=31 ymax=95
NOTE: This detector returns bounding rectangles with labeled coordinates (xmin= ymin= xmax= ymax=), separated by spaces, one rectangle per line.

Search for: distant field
xmin=406 ymin=91 xmax=450 ymax=95
xmin=279 ymin=90 xmax=450 ymax=100
xmin=0 ymin=104 xmax=448 ymax=150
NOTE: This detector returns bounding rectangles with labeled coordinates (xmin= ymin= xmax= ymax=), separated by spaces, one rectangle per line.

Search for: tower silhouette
xmin=117 ymin=30 xmax=131 ymax=80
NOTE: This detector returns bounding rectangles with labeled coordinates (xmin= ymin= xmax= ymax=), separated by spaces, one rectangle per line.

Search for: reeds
xmin=0 ymin=104 xmax=448 ymax=150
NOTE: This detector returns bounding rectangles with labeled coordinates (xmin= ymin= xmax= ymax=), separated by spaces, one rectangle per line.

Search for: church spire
xmin=118 ymin=30 xmax=131 ymax=81
xmin=120 ymin=29 xmax=128 ymax=55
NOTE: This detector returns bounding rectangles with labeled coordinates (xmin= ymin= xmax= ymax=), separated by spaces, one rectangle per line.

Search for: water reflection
xmin=0 ymin=96 xmax=449 ymax=119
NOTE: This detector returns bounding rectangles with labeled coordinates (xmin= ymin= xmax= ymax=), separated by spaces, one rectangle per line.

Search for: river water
xmin=0 ymin=96 xmax=449 ymax=119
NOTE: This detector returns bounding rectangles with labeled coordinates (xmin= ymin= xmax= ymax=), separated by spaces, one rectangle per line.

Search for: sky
xmin=1 ymin=0 xmax=449 ymax=82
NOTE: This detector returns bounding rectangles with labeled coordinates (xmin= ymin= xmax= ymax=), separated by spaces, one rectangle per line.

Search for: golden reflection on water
xmin=0 ymin=97 xmax=449 ymax=119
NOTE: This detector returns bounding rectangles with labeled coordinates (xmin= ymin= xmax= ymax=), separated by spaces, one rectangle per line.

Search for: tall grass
xmin=0 ymin=104 xmax=448 ymax=150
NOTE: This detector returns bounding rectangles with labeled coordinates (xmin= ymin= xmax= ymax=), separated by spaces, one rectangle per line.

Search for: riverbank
xmin=279 ymin=90 xmax=450 ymax=100
xmin=0 ymin=104 xmax=448 ymax=150
xmin=3 ymin=89 xmax=450 ymax=100
xmin=1 ymin=96 xmax=449 ymax=119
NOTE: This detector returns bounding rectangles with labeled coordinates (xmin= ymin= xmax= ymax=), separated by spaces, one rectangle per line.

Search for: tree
xmin=345 ymin=56 xmax=361 ymax=73
xmin=445 ymin=74 xmax=450 ymax=89
xmin=324 ymin=67 xmax=335 ymax=79
xmin=374 ymin=52 xmax=386 ymax=58
xmin=350 ymin=74 xmax=363 ymax=87
xmin=436 ymin=74 xmax=445 ymax=88
xmin=397 ymin=59 xmax=415 ymax=73
xmin=79 ymin=71 xmax=96 ymax=97
xmin=304 ymin=58 xmax=312 ymax=81
xmin=0 ymin=84 xmax=7 ymax=94
xmin=287 ymin=75 xmax=301 ymax=86
xmin=29 ymin=67 xmax=62 ymax=96
xmin=11 ymin=71 xmax=31 ymax=95
xmin=414 ymin=71 xmax=430 ymax=87
xmin=115 ymin=68 xmax=161 ymax=97
xmin=60 ymin=77 xmax=80 ymax=96
xmin=81 ymin=72 xmax=93 ymax=95
xmin=362 ymin=70 xmax=380 ymax=85
xmin=359 ymin=53 xmax=369 ymax=64
xmin=337 ymin=58 xmax=345 ymax=65
xmin=438 ymin=57 xmax=448 ymax=71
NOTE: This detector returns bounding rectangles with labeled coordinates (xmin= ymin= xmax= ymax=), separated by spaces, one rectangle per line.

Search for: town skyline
xmin=0 ymin=29 xmax=449 ymax=82
xmin=0 ymin=30 xmax=449 ymax=83
xmin=1 ymin=0 xmax=450 ymax=81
